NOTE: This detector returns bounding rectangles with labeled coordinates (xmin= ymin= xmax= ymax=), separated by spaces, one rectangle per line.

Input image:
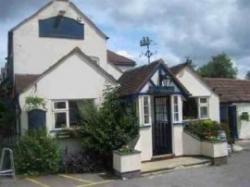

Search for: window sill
xmin=140 ymin=125 xmax=151 ymax=129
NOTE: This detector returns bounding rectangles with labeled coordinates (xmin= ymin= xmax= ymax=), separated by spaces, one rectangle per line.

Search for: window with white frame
xmin=173 ymin=96 xmax=179 ymax=122
xmin=53 ymin=99 xmax=94 ymax=129
xmin=141 ymin=96 xmax=150 ymax=125
xmin=199 ymin=98 xmax=209 ymax=119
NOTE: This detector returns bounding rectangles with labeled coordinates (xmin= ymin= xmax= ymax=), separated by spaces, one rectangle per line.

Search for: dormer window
xmin=39 ymin=16 xmax=84 ymax=39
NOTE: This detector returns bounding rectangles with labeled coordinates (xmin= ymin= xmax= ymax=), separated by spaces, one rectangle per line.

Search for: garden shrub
xmin=14 ymin=130 xmax=61 ymax=175
xmin=185 ymin=119 xmax=223 ymax=142
xmin=62 ymin=151 xmax=104 ymax=173
xmin=79 ymin=86 xmax=139 ymax=169
xmin=221 ymin=123 xmax=234 ymax=144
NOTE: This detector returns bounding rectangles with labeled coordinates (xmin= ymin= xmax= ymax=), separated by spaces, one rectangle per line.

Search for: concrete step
xmin=141 ymin=157 xmax=211 ymax=174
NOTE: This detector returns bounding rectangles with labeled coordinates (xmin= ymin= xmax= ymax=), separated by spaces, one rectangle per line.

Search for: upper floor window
xmin=39 ymin=16 xmax=84 ymax=39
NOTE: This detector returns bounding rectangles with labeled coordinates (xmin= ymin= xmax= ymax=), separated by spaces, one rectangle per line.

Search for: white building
xmin=4 ymin=0 xmax=221 ymax=161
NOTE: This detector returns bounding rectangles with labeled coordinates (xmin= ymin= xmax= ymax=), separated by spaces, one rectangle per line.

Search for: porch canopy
xmin=118 ymin=59 xmax=190 ymax=98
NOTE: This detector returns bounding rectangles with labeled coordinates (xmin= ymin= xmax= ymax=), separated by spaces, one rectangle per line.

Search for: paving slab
xmin=141 ymin=157 xmax=211 ymax=173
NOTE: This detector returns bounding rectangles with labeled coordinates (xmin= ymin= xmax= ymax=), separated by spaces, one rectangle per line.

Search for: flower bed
xmin=184 ymin=120 xmax=223 ymax=142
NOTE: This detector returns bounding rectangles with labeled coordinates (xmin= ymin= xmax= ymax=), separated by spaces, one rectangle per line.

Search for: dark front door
xmin=153 ymin=97 xmax=172 ymax=156
xmin=228 ymin=105 xmax=238 ymax=142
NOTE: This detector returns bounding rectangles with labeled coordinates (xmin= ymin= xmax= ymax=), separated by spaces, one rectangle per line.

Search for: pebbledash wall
xmin=12 ymin=0 xmax=120 ymax=79
xmin=18 ymin=51 xmax=116 ymax=135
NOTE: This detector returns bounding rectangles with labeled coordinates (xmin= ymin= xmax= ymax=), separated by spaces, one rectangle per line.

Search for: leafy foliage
xmin=25 ymin=96 xmax=46 ymax=111
xmin=79 ymin=86 xmax=139 ymax=168
xmin=221 ymin=123 xmax=234 ymax=144
xmin=198 ymin=53 xmax=238 ymax=78
xmin=185 ymin=120 xmax=223 ymax=142
xmin=14 ymin=130 xmax=61 ymax=175
xmin=0 ymin=100 xmax=15 ymax=139
xmin=240 ymin=112 xmax=249 ymax=121
xmin=246 ymin=71 xmax=250 ymax=80
xmin=62 ymin=152 xmax=104 ymax=173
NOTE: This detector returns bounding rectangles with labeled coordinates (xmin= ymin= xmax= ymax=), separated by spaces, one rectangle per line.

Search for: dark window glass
xmin=183 ymin=98 xmax=198 ymax=120
xmin=55 ymin=112 xmax=67 ymax=129
xmin=69 ymin=100 xmax=94 ymax=127
xmin=54 ymin=102 xmax=66 ymax=109
xmin=39 ymin=16 xmax=84 ymax=39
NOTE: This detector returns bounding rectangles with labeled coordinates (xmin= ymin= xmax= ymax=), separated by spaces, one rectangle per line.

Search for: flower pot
xmin=113 ymin=150 xmax=141 ymax=179
xmin=201 ymin=141 xmax=228 ymax=165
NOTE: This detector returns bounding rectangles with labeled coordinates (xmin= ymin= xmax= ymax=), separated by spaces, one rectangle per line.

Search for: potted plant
xmin=113 ymin=145 xmax=141 ymax=179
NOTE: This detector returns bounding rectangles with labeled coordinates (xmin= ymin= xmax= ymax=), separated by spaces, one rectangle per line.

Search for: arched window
xmin=39 ymin=16 xmax=84 ymax=39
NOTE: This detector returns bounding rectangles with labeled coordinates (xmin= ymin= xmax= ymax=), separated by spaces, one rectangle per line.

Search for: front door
xmin=153 ymin=96 xmax=172 ymax=156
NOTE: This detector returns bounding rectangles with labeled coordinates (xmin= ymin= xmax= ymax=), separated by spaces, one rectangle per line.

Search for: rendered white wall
xmin=183 ymin=132 xmax=201 ymax=156
xmin=176 ymin=68 xmax=211 ymax=97
xmin=19 ymin=52 xmax=115 ymax=134
xmin=172 ymin=125 xmax=184 ymax=156
xmin=13 ymin=1 xmax=108 ymax=75
xmin=208 ymin=93 xmax=220 ymax=122
xmin=237 ymin=103 xmax=250 ymax=139
xmin=135 ymin=127 xmax=153 ymax=161
xmin=113 ymin=152 xmax=141 ymax=173
xmin=176 ymin=68 xmax=220 ymax=122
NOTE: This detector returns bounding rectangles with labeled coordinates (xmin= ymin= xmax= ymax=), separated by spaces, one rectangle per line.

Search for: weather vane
xmin=140 ymin=36 xmax=155 ymax=64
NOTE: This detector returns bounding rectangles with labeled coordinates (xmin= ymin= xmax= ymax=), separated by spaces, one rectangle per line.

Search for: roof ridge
xmin=204 ymin=77 xmax=250 ymax=82
xmin=125 ymin=61 xmax=161 ymax=73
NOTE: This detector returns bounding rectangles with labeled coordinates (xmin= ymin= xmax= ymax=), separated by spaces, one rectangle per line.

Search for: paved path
xmin=1 ymin=149 xmax=250 ymax=187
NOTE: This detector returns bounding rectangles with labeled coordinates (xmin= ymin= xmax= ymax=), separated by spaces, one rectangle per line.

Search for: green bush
xmin=79 ymin=86 xmax=139 ymax=168
xmin=14 ymin=130 xmax=61 ymax=175
xmin=185 ymin=120 xmax=223 ymax=142
xmin=221 ymin=123 xmax=234 ymax=144
xmin=240 ymin=112 xmax=249 ymax=121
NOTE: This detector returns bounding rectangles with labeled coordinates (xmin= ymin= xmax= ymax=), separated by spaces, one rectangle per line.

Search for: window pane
xmin=69 ymin=101 xmax=81 ymax=127
xmin=174 ymin=113 xmax=179 ymax=121
xmin=174 ymin=96 xmax=178 ymax=105
xmin=200 ymin=98 xmax=208 ymax=104
xmin=183 ymin=98 xmax=198 ymax=120
xmin=144 ymin=115 xmax=149 ymax=124
xmin=143 ymin=96 xmax=150 ymax=124
xmin=55 ymin=112 xmax=67 ymax=129
xmin=200 ymin=106 xmax=208 ymax=118
xmin=69 ymin=99 xmax=94 ymax=127
xmin=54 ymin=102 xmax=66 ymax=109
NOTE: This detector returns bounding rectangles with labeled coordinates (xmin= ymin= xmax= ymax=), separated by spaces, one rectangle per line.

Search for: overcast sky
xmin=0 ymin=0 xmax=249 ymax=78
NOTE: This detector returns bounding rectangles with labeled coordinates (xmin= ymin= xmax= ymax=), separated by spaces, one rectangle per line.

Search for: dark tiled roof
xmin=204 ymin=78 xmax=250 ymax=103
xmin=170 ymin=63 xmax=188 ymax=75
xmin=15 ymin=74 xmax=40 ymax=93
xmin=118 ymin=61 xmax=160 ymax=96
xmin=107 ymin=50 xmax=136 ymax=66
xmin=118 ymin=59 xmax=190 ymax=97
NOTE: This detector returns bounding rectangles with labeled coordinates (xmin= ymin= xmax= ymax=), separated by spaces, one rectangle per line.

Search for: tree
xmin=245 ymin=71 xmax=250 ymax=80
xmin=198 ymin=53 xmax=238 ymax=78
xmin=79 ymin=86 xmax=139 ymax=168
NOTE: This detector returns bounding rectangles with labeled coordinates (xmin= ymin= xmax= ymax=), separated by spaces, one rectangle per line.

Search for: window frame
xmin=173 ymin=95 xmax=180 ymax=123
xmin=53 ymin=100 xmax=70 ymax=130
xmin=52 ymin=99 xmax=93 ymax=130
xmin=198 ymin=97 xmax=209 ymax=119
xmin=140 ymin=96 xmax=151 ymax=127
